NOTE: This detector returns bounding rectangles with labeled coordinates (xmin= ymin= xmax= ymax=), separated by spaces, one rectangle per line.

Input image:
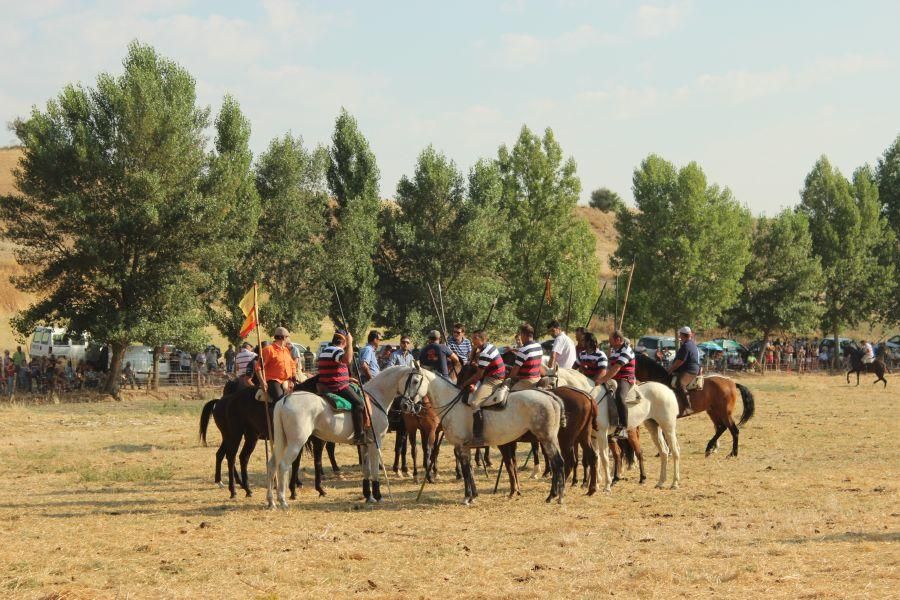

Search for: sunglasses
xmin=401 ymin=340 xmax=411 ymax=344
xmin=273 ymin=335 xmax=284 ymax=340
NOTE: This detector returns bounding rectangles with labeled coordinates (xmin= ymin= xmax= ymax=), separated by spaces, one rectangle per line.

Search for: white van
xmin=30 ymin=327 xmax=88 ymax=364
xmin=123 ymin=345 xmax=170 ymax=382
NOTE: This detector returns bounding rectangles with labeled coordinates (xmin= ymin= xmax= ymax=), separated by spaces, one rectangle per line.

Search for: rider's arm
xmin=548 ymin=352 xmax=558 ymax=369
xmin=593 ymin=366 xmax=608 ymax=385
xmin=341 ymin=333 xmax=354 ymax=365
xmin=597 ymin=362 xmax=620 ymax=384
xmin=668 ymin=358 xmax=684 ymax=374
xmin=461 ymin=366 xmax=485 ymax=388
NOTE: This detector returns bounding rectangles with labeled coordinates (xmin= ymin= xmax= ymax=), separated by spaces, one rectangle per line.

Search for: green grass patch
xmin=78 ymin=464 xmax=175 ymax=483
xmin=150 ymin=401 xmax=198 ymax=417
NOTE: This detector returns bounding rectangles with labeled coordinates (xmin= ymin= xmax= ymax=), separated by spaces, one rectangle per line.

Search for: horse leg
xmin=846 ymin=369 xmax=851 ymax=384
xmin=238 ymin=434 xmax=258 ymax=497
xmin=215 ymin=441 xmax=226 ymax=488
xmin=312 ymin=437 xmax=326 ymax=497
xmin=727 ymin=419 xmax=740 ymax=458
xmin=326 ymin=441 xmax=340 ymax=473
xmin=644 ymin=420 xmax=669 ymax=489
xmin=595 ymin=432 xmax=611 ymax=492
xmin=609 ymin=437 xmax=621 ymax=485
xmin=392 ymin=430 xmax=402 ymax=474
xmin=483 ymin=446 xmax=492 ymax=467
xmin=583 ymin=441 xmax=599 ymax=495
xmin=705 ymin=424 xmax=728 ymax=457
xmin=409 ymin=429 xmax=419 ymax=483
xmin=631 ymin=429 xmax=646 ymax=485
xmin=541 ymin=439 xmax=565 ymax=504
xmin=367 ymin=444 xmax=383 ymax=503
xmin=562 ymin=445 xmax=576 ymax=489
xmin=499 ymin=443 xmax=517 ymax=497
xmin=289 ymin=453 xmax=301 ymax=500
xmin=857 ymin=370 xmax=860 ymax=386
xmin=662 ymin=426 xmax=681 ymax=489
xmin=571 ymin=444 xmax=580 ymax=487
xmin=224 ymin=430 xmax=242 ymax=499
xmin=423 ymin=428 xmax=437 ymax=484
xmin=529 ymin=441 xmax=540 ymax=479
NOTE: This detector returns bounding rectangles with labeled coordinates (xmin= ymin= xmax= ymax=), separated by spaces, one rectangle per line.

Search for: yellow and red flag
xmin=238 ymin=285 xmax=257 ymax=339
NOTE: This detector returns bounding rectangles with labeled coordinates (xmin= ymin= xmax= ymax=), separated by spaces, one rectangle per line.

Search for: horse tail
xmin=616 ymin=437 xmax=635 ymax=468
xmin=199 ymin=399 xmax=216 ymax=446
xmin=273 ymin=400 xmax=287 ymax=462
xmin=589 ymin=392 xmax=599 ymax=431
xmin=736 ymin=383 xmax=755 ymax=427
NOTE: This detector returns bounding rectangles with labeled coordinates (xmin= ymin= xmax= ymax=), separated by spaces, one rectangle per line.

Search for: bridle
xmin=396 ymin=366 xmax=426 ymax=415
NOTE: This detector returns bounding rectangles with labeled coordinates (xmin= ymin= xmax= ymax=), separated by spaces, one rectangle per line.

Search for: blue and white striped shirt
xmin=447 ymin=336 xmax=473 ymax=365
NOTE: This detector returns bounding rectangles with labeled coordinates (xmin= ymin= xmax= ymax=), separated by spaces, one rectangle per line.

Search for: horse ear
xmin=414 ymin=360 xmax=420 ymax=370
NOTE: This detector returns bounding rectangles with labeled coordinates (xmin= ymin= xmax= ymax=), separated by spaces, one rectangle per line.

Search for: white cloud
xmin=696 ymin=67 xmax=792 ymax=102
xmin=635 ymin=1 xmax=690 ymax=38
xmin=496 ymin=24 xmax=615 ymax=68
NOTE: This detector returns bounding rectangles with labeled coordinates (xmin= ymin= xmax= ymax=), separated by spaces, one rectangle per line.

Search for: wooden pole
xmin=253 ymin=283 xmax=275 ymax=482
xmin=583 ymin=281 xmax=608 ymax=331
xmin=618 ymin=260 xmax=636 ymax=332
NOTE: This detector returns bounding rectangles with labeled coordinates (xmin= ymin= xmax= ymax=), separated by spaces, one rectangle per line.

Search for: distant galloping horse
xmin=845 ymin=345 xmax=888 ymax=387
xmin=635 ymin=354 xmax=755 ymax=457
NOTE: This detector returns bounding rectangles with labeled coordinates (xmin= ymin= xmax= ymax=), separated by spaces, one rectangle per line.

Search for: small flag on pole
xmin=238 ymin=285 xmax=257 ymax=339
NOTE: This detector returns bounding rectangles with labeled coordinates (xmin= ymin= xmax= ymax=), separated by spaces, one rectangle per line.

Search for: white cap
xmin=678 ymin=326 xmax=692 ymax=335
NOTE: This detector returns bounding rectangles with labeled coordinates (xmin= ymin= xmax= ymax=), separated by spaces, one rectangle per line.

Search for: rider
xmin=256 ymin=327 xmax=297 ymax=402
xmin=317 ymin=330 xmax=367 ymax=445
xmin=577 ymin=332 xmax=608 ymax=386
xmin=459 ymin=329 xmax=507 ymax=447
xmin=860 ymin=339 xmax=875 ymax=364
xmin=419 ymin=330 xmax=461 ymax=378
xmin=595 ymin=330 xmax=635 ymax=438
xmin=668 ymin=326 xmax=700 ymax=416
xmin=508 ymin=323 xmax=544 ymax=391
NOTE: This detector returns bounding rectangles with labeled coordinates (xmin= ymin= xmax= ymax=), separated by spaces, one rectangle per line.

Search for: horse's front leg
xmin=596 ymin=433 xmax=612 ymax=492
xmin=409 ymin=429 xmax=419 ymax=483
xmin=238 ymin=434 xmax=258 ymax=497
xmin=326 ymin=441 xmax=340 ymax=474
xmin=312 ymin=437 xmax=326 ymax=496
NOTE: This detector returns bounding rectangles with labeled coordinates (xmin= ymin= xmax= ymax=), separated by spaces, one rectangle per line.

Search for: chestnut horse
xmin=401 ymin=394 xmax=443 ymax=483
xmin=635 ymin=354 xmax=755 ymax=457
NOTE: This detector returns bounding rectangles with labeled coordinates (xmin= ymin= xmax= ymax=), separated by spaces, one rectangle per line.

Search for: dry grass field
xmin=0 ymin=373 xmax=897 ymax=599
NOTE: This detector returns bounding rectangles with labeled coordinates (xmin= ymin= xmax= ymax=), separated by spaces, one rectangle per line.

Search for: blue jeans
xmin=5 ymin=376 xmax=14 ymax=398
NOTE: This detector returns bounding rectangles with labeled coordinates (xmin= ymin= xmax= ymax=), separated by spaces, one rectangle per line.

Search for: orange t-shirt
xmin=259 ymin=343 xmax=296 ymax=383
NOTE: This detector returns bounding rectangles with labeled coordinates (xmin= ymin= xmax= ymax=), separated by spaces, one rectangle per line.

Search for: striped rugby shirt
xmin=578 ymin=349 xmax=608 ymax=378
xmin=514 ymin=341 xmax=543 ymax=379
xmin=477 ymin=343 xmax=506 ymax=381
xmin=234 ymin=349 xmax=257 ymax=375
xmin=447 ymin=336 xmax=473 ymax=365
xmin=317 ymin=345 xmax=350 ymax=392
xmin=609 ymin=342 xmax=636 ymax=382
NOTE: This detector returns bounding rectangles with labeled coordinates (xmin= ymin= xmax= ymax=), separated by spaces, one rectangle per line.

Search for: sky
xmin=2 ymin=0 xmax=899 ymax=215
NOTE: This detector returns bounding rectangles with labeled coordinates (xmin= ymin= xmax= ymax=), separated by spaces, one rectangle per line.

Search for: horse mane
xmin=636 ymin=353 xmax=669 ymax=383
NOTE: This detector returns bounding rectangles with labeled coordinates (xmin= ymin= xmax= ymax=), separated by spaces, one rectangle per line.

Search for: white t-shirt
xmin=551 ymin=333 xmax=576 ymax=369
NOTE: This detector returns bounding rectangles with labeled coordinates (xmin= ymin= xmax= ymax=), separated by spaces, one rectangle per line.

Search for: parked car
xmin=710 ymin=338 xmax=750 ymax=360
xmin=30 ymin=326 xmax=88 ymax=364
xmin=635 ymin=335 xmax=676 ymax=359
xmin=885 ymin=335 xmax=900 ymax=351
xmin=819 ymin=337 xmax=854 ymax=357
xmin=123 ymin=345 xmax=170 ymax=382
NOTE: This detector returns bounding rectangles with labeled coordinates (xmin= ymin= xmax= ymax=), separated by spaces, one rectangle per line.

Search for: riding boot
xmin=351 ymin=406 xmax=367 ymax=445
xmin=614 ymin=398 xmax=628 ymax=438
xmin=470 ymin=409 xmax=486 ymax=447
xmin=676 ymin=386 xmax=694 ymax=417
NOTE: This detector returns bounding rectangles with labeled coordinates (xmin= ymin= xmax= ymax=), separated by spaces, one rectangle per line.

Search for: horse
xmin=635 ymin=354 xmax=755 ymax=458
xmin=396 ymin=365 xmax=567 ymax=504
xmin=845 ymin=345 xmax=888 ymax=387
xmin=266 ymin=366 xmax=409 ymax=508
xmin=397 ymin=394 xmax=443 ymax=483
xmin=550 ymin=367 xmax=649 ymax=485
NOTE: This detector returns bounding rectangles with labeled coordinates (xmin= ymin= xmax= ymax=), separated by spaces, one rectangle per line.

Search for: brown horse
xmin=496 ymin=386 xmax=599 ymax=497
xmin=845 ymin=345 xmax=888 ymax=387
xmin=401 ymin=395 xmax=443 ymax=483
xmin=635 ymin=354 xmax=755 ymax=457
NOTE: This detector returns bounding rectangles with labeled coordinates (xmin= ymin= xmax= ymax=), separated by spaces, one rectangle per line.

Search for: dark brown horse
xmin=845 ymin=345 xmax=888 ymax=387
xmin=399 ymin=394 xmax=443 ymax=483
xmin=635 ymin=354 xmax=755 ymax=457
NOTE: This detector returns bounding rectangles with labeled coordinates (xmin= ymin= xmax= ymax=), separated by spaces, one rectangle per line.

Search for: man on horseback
xmin=596 ymin=330 xmax=635 ymax=438
xmin=256 ymin=327 xmax=297 ymax=402
xmin=317 ymin=330 xmax=367 ymax=445
xmin=668 ymin=326 xmax=700 ymax=416
xmin=508 ymin=323 xmax=543 ymax=391
xmin=860 ymin=339 xmax=875 ymax=364
xmin=459 ymin=330 xmax=507 ymax=447
xmin=577 ymin=332 xmax=608 ymax=384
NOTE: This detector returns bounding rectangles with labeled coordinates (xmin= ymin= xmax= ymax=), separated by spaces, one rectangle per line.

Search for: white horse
xmin=548 ymin=367 xmax=681 ymax=491
xmin=395 ymin=365 xmax=568 ymax=505
xmin=266 ymin=367 xmax=409 ymax=508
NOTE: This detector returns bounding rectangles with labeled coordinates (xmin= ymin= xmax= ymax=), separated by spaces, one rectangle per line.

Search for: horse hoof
xmin=318 ymin=489 xmax=327 ymax=497
xmin=670 ymin=482 xmax=679 ymax=490
xmin=365 ymin=497 xmax=376 ymax=504
xmin=639 ymin=477 xmax=647 ymax=485
xmin=279 ymin=500 xmax=289 ymax=509
xmin=655 ymin=483 xmax=665 ymax=489
xmin=603 ymin=486 xmax=612 ymax=493
xmin=587 ymin=488 xmax=597 ymax=496
xmin=290 ymin=493 xmax=297 ymax=500
xmin=217 ymin=482 xmax=225 ymax=489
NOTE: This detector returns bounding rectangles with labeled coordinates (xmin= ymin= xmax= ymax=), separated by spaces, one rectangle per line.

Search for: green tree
xmin=0 ymin=42 xmax=250 ymax=394
xmin=613 ymin=154 xmax=752 ymax=338
xmin=724 ymin=210 xmax=824 ymax=366
xmin=376 ymin=148 xmax=510 ymax=336
xmin=798 ymin=157 xmax=895 ymax=357
xmin=497 ymin=126 xmax=600 ymax=331
xmin=875 ymin=135 xmax=900 ymax=324
xmin=589 ymin=187 xmax=625 ymax=213
xmin=325 ymin=109 xmax=381 ymax=339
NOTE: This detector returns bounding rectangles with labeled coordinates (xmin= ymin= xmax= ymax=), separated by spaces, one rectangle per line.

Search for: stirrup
xmin=353 ymin=433 xmax=367 ymax=446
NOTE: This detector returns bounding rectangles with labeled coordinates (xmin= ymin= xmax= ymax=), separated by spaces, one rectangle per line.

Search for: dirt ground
xmin=0 ymin=373 xmax=897 ymax=599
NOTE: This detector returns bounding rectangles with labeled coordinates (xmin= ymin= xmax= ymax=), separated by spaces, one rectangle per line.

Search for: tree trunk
xmin=104 ymin=342 xmax=126 ymax=397
xmin=758 ymin=330 xmax=770 ymax=377
xmin=832 ymin=330 xmax=840 ymax=371
xmin=151 ymin=346 xmax=160 ymax=391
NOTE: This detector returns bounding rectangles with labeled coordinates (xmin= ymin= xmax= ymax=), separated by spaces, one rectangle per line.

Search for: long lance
xmin=563 ymin=285 xmax=574 ymax=334
xmin=533 ymin=270 xmax=551 ymax=331
xmin=427 ymin=282 xmax=455 ymax=377
xmin=251 ymin=282 xmax=274 ymax=487
xmin=437 ymin=280 xmax=449 ymax=337
xmin=332 ymin=282 xmax=394 ymax=502
xmin=583 ymin=281 xmax=608 ymax=330
xmin=618 ymin=259 xmax=636 ymax=332
xmin=481 ymin=297 xmax=498 ymax=333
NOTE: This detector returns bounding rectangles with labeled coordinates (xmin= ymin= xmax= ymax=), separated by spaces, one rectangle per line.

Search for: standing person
xmin=577 ymin=332 xmax=608 ymax=385
xmin=4 ymin=351 xmax=15 ymax=400
xmin=596 ymin=330 xmax=636 ymax=438
xmin=447 ymin=324 xmax=473 ymax=366
xmin=388 ymin=336 xmax=416 ymax=367
xmin=667 ymin=326 xmax=700 ymax=416
xmin=233 ymin=342 xmax=257 ymax=380
xmin=358 ymin=331 xmax=382 ymax=383
xmin=508 ymin=323 xmax=543 ymax=391
xmin=419 ymin=330 xmax=460 ymax=378
xmin=123 ymin=361 xmax=139 ymax=390
xmin=546 ymin=320 xmax=576 ymax=369
xmin=194 ymin=350 xmax=207 ymax=385
xmin=256 ymin=327 xmax=297 ymax=402
xmin=224 ymin=344 xmax=235 ymax=374
xmin=317 ymin=330 xmax=366 ymax=445
xmin=797 ymin=343 xmax=807 ymax=373
xmin=12 ymin=346 xmax=26 ymax=394
xmin=285 ymin=335 xmax=305 ymax=382
xmin=574 ymin=327 xmax=586 ymax=356
xmin=458 ymin=330 xmax=507 ymax=447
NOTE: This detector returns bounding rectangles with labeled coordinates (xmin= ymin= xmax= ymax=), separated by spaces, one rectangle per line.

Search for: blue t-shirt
xmin=420 ymin=342 xmax=453 ymax=377
xmin=674 ymin=339 xmax=700 ymax=374
xmin=358 ymin=344 xmax=380 ymax=381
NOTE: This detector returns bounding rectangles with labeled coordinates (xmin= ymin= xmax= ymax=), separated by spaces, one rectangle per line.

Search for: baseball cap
xmin=427 ymin=330 xmax=440 ymax=340
xmin=678 ymin=326 xmax=692 ymax=335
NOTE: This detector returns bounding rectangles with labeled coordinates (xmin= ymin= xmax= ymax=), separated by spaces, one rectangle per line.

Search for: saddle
xmin=481 ymin=381 xmax=510 ymax=410
xmin=670 ymin=374 xmax=704 ymax=391
xmin=602 ymin=380 xmax=645 ymax=405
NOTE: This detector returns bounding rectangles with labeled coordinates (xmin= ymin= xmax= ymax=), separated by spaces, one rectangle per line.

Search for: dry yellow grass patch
xmin=0 ymin=373 xmax=897 ymax=599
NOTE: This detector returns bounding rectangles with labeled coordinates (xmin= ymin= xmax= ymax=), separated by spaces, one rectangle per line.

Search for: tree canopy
xmin=589 ymin=187 xmax=625 ymax=213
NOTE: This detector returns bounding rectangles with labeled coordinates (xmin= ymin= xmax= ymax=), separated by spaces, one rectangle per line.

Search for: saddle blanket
xmin=670 ymin=375 xmax=704 ymax=391
xmin=597 ymin=380 xmax=644 ymax=405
